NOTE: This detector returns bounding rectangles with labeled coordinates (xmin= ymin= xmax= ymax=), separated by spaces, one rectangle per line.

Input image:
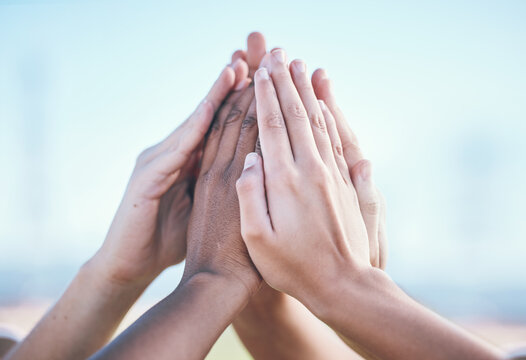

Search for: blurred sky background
xmin=1 ymin=0 xmax=525 ymax=321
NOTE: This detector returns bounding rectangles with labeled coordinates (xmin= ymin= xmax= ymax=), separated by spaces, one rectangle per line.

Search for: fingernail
xmin=244 ymin=152 xmax=258 ymax=170
xmin=272 ymin=49 xmax=285 ymax=63
xmin=318 ymin=100 xmax=327 ymax=111
xmin=235 ymin=78 xmax=249 ymax=91
xmin=293 ymin=60 xmax=306 ymax=73
xmin=256 ymin=68 xmax=269 ymax=81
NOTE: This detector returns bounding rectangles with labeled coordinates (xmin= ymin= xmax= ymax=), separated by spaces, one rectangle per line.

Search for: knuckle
xmin=199 ymin=167 xmax=220 ymax=186
xmin=285 ymin=103 xmax=307 ymax=121
xmin=342 ymin=136 xmax=361 ymax=154
xmin=263 ymin=111 xmax=285 ymax=128
xmin=361 ymin=199 xmax=381 ymax=216
xmin=333 ymin=142 xmax=344 ymax=157
xmin=224 ymin=106 xmax=243 ymax=126
xmin=136 ymin=146 xmax=154 ymax=165
xmin=241 ymin=224 xmax=265 ymax=241
xmin=268 ymin=166 xmax=298 ymax=188
xmin=309 ymin=112 xmax=326 ymax=131
xmin=242 ymin=112 xmax=257 ymax=129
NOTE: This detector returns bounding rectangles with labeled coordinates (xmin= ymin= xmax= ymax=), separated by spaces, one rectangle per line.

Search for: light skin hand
xmin=233 ymin=43 xmax=386 ymax=360
xmin=92 ymin=60 xmax=249 ymax=288
xmin=5 ymin=64 xmax=247 ymax=360
xmin=91 ymin=76 xmax=260 ymax=360
xmin=238 ymin=52 xmax=504 ymax=360
xmin=238 ymin=50 xmax=371 ymax=307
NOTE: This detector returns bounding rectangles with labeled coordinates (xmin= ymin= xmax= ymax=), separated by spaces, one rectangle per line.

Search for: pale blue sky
xmin=1 ymin=0 xmax=525 ymax=318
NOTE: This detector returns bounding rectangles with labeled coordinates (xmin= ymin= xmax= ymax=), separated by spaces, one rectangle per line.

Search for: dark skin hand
xmin=91 ymin=81 xmax=261 ymax=360
xmin=182 ymin=82 xmax=261 ymax=289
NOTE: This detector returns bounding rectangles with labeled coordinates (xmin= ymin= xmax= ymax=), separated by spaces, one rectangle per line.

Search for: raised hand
xmin=311 ymin=68 xmax=387 ymax=268
xmin=236 ymin=50 xmax=371 ymax=306
xmin=92 ymin=77 xmax=262 ymax=360
xmin=5 ymin=62 xmax=249 ymax=360
xmin=236 ymin=49 xmax=502 ymax=360
xmin=91 ymin=61 xmax=249 ymax=287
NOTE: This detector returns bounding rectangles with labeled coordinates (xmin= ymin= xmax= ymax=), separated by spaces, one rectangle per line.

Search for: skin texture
xmin=5 ymin=63 xmax=247 ymax=360
xmin=236 ymin=49 xmax=505 ymax=360
xmin=91 ymin=75 xmax=261 ymax=360
xmin=232 ymin=35 xmax=385 ymax=360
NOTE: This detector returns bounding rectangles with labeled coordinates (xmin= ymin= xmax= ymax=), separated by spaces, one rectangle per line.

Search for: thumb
xmin=236 ymin=153 xmax=273 ymax=245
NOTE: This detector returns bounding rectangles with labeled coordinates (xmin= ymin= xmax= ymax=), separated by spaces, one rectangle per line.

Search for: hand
xmin=181 ymin=80 xmax=260 ymax=294
xmin=91 ymin=61 xmax=250 ymax=287
xmin=236 ymin=48 xmax=371 ymax=308
xmin=311 ymin=67 xmax=387 ymax=268
xmin=237 ymin=50 xmax=503 ymax=360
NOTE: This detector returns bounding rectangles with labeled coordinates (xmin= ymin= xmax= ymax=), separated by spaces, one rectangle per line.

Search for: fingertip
xmin=243 ymin=152 xmax=260 ymax=171
xmin=248 ymin=31 xmax=265 ymax=46
xmin=255 ymin=67 xmax=270 ymax=83
xmin=222 ymin=65 xmax=237 ymax=85
xmin=290 ymin=59 xmax=306 ymax=75
xmin=259 ymin=53 xmax=271 ymax=69
xmin=208 ymin=66 xmax=236 ymax=109
xmin=247 ymin=32 xmax=266 ymax=56
xmin=270 ymin=48 xmax=286 ymax=64
xmin=231 ymin=49 xmax=247 ymax=64
xmin=247 ymin=32 xmax=267 ymax=70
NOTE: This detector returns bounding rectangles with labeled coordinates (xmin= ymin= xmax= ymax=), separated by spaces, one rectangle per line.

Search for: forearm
xmin=6 ymin=258 xmax=146 ymax=360
xmin=91 ymin=272 xmax=252 ymax=360
xmin=313 ymin=268 xmax=505 ymax=360
xmin=234 ymin=286 xmax=361 ymax=360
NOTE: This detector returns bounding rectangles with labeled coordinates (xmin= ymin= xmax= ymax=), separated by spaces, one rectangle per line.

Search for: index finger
xmin=254 ymin=68 xmax=294 ymax=172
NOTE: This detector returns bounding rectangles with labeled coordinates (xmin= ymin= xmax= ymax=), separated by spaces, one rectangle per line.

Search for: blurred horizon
xmin=1 ymin=0 xmax=526 ymax=322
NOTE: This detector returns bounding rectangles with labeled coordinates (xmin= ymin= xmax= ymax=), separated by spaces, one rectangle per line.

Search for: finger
xmin=236 ymin=153 xmax=273 ymax=242
xmin=246 ymin=32 xmax=266 ymax=77
xmin=311 ymin=68 xmax=364 ymax=168
xmin=231 ymin=49 xmax=247 ymax=64
xmin=231 ymin=58 xmax=250 ymax=90
xmin=318 ymin=100 xmax=351 ymax=183
xmin=254 ymin=67 xmax=294 ymax=172
xmin=154 ymin=66 xmax=236 ymax=169
xmin=200 ymin=90 xmax=244 ymax=174
xmin=141 ymin=66 xmax=236 ymax=167
xmin=214 ymin=85 xmax=255 ymax=166
xmin=290 ymin=59 xmax=336 ymax=168
xmin=350 ymin=160 xmax=380 ymax=267
xmin=378 ymin=191 xmax=388 ymax=270
xmin=268 ymin=49 xmax=319 ymax=162
xmin=200 ymin=62 xmax=251 ymax=174
xmin=234 ymin=97 xmax=259 ymax=163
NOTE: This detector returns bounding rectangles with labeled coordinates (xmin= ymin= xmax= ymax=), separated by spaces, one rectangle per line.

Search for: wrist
xmin=181 ymin=265 xmax=261 ymax=299
xmin=178 ymin=271 xmax=257 ymax=308
xmin=81 ymin=255 xmax=150 ymax=304
xmin=308 ymin=265 xmax=397 ymax=324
